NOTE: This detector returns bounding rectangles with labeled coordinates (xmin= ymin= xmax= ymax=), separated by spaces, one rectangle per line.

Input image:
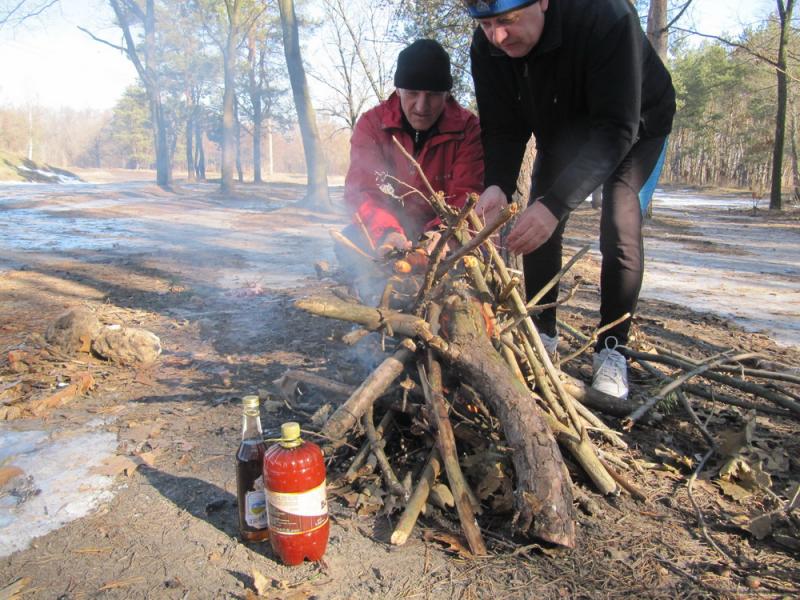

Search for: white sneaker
xmin=540 ymin=332 xmax=559 ymax=357
xmin=592 ymin=338 xmax=629 ymax=399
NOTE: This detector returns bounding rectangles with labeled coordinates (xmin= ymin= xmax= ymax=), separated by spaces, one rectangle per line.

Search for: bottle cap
xmin=243 ymin=395 xmax=260 ymax=410
xmin=281 ymin=422 xmax=301 ymax=442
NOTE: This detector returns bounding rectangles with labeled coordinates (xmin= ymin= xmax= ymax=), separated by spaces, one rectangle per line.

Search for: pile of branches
xmin=295 ymin=140 xmax=638 ymax=553
xmin=293 ymin=140 xmax=800 ymax=556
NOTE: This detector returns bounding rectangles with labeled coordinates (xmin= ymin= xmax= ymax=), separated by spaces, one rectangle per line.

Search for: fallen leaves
xmin=246 ymin=568 xmax=320 ymax=600
xmin=422 ymin=529 xmax=473 ymax=559
xmin=0 ymin=372 xmax=95 ymax=420
xmin=0 ymin=466 xmax=24 ymax=487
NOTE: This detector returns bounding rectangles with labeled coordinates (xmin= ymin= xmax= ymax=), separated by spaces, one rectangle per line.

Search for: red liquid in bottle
xmin=236 ymin=396 xmax=269 ymax=542
xmin=236 ymin=440 xmax=269 ymax=542
xmin=263 ymin=423 xmax=329 ymax=565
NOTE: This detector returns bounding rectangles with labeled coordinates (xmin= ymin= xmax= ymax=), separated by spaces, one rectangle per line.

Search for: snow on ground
xmin=0 ymin=420 xmax=118 ymax=557
xmin=642 ymin=192 xmax=800 ymax=348
xmin=15 ymin=165 xmax=83 ymax=184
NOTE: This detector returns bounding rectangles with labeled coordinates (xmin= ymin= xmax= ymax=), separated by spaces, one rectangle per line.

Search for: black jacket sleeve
xmin=539 ymin=10 xmax=642 ymax=219
xmin=470 ymin=30 xmax=532 ymax=200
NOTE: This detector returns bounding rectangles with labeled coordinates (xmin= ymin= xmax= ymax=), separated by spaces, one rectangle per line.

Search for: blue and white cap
xmin=464 ymin=0 xmax=538 ymax=18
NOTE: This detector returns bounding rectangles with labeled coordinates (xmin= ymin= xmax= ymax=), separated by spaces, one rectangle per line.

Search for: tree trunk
xmin=248 ymin=30 xmax=264 ymax=184
xmin=221 ymin=41 xmax=238 ymax=193
xmin=267 ymin=119 xmax=274 ymax=178
xmin=790 ymin=103 xmax=800 ymax=203
xmin=220 ymin=0 xmax=243 ymax=194
xmin=770 ymin=0 xmax=795 ymax=211
xmin=253 ymin=106 xmax=263 ymax=183
xmin=195 ymin=119 xmax=206 ymax=180
xmin=278 ymin=0 xmax=331 ymax=210
xmin=646 ymin=0 xmax=668 ymax=60
xmin=143 ymin=0 xmax=171 ymax=188
xmin=645 ymin=0 xmax=668 ymax=219
xmin=234 ymin=97 xmax=244 ymax=183
xmin=185 ymin=103 xmax=196 ymax=183
xmin=109 ymin=0 xmax=172 ymax=188
xmin=150 ymin=92 xmax=171 ymax=187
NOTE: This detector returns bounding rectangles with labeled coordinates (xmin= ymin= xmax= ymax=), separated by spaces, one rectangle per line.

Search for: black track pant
xmin=523 ymin=135 xmax=668 ymax=350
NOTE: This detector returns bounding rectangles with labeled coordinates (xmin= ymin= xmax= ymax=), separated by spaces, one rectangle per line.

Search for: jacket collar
xmin=531 ymin=0 xmax=561 ymax=56
xmin=381 ymin=91 xmax=470 ymax=134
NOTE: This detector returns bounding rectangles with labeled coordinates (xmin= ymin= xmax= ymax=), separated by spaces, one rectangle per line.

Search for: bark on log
xmin=562 ymin=374 xmax=639 ymax=417
xmin=421 ymin=355 xmax=487 ymax=555
xmin=295 ymin=297 xmax=437 ymax=344
xmin=320 ymin=339 xmax=416 ymax=441
xmin=391 ymin=447 xmax=442 ymax=545
xmin=438 ymin=292 xmax=576 ymax=548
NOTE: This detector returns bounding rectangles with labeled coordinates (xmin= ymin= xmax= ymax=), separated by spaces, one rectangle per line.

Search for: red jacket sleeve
xmin=344 ymin=112 xmax=405 ymax=244
xmin=424 ymin=112 xmax=485 ymax=231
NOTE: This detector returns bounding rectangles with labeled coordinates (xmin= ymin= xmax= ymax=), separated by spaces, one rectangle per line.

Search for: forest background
xmin=0 ymin=0 xmax=798 ymax=211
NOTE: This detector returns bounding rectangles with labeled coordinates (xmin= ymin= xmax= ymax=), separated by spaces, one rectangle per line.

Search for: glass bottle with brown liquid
xmin=236 ymin=395 xmax=269 ymax=542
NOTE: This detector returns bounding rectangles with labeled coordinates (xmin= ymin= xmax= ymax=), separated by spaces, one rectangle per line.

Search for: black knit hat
xmin=394 ymin=39 xmax=453 ymax=92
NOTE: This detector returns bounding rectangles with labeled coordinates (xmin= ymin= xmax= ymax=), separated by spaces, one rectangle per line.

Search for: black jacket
xmin=470 ymin=0 xmax=676 ymax=219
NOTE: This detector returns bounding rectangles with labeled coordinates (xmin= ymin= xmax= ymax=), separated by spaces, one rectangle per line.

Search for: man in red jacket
xmin=343 ymin=39 xmax=484 ymax=258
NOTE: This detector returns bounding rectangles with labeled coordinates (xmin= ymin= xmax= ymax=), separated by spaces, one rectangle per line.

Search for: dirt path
xmin=0 ymin=180 xmax=798 ymax=598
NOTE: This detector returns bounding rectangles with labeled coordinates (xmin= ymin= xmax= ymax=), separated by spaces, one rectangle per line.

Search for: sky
xmin=0 ymin=0 xmax=778 ymax=112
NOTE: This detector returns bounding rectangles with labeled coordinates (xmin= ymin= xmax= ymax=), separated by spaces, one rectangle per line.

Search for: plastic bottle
xmin=263 ymin=422 xmax=329 ymax=565
xmin=235 ymin=395 xmax=269 ymax=542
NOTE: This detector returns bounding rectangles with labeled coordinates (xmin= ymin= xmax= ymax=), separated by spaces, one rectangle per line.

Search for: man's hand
xmin=506 ymin=200 xmax=559 ymax=255
xmin=475 ymin=185 xmax=507 ymax=225
xmin=377 ymin=231 xmax=411 ymax=257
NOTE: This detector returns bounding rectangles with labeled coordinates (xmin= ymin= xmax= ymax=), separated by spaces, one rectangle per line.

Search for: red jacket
xmin=344 ymin=92 xmax=484 ymax=244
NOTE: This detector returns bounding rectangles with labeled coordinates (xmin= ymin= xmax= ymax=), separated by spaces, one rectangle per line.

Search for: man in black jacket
xmin=467 ymin=0 xmax=675 ymax=399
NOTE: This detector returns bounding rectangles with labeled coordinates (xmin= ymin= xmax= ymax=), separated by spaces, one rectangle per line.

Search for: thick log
xmin=438 ymin=292 xmax=576 ymax=548
xmin=320 ymin=339 xmax=416 ymax=441
xmin=296 ymin=296 xmax=437 ymax=344
xmin=561 ymin=374 xmax=639 ymax=417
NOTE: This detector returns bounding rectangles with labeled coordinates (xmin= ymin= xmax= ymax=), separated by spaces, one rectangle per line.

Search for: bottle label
xmin=267 ymin=480 xmax=328 ymax=535
xmin=245 ymin=476 xmax=268 ymax=529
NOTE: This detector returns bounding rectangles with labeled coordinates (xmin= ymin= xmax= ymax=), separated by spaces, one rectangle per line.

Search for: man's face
xmin=478 ymin=0 xmax=548 ymax=58
xmin=397 ymin=89 xmax=449 ymax=131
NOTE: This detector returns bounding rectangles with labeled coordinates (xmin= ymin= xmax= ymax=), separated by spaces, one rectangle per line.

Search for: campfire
xmin=280 ymin=142 xmax=800 ymax=557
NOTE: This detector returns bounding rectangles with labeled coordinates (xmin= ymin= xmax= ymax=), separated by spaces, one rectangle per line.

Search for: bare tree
xmin=312 ymin=0 xmax=396 ymax=131
xmin=81 ymin=0 xmax=172 ymax=187
xmin=278 ymin=0 xmax=330 ymax=210
xmin=0 ymin=0 xmax=58 ymax=29
xmin=193 ymin=0 xmax=265 ymax=193
xmin=242 ymin=10 xmax=290 ymax=183
xmin=769 ymin=0 xmax=795 ymax=210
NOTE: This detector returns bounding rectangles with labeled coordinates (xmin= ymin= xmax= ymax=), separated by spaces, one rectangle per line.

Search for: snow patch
xmin=0 ymin=422 xmax=118 ymax=557
xmin=641 ymin=192 xmax=800 ymax=348
xmin=16 ymin=165 xmax=83 ymax=184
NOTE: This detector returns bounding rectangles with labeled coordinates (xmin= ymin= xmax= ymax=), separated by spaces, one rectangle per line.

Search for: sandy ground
xmin=0 ymin=178 xmax=798 ymax=599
